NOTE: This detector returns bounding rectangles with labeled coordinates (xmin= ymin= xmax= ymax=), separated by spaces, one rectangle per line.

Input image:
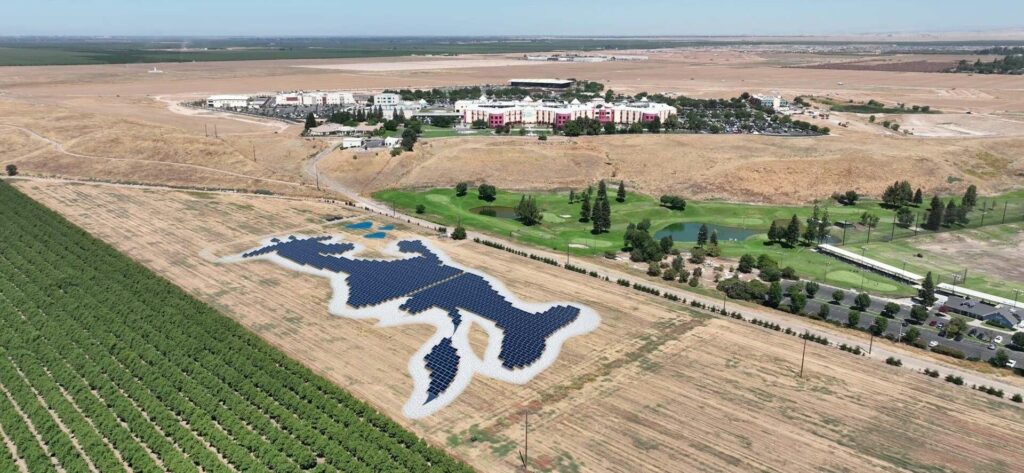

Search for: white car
xmin=928 ymin=341 xmax=938 ymax=348
xmin=1008 ymin=360 xmax=1018 ymax=369
xmin=994 ymin=336 xmax=1004 ymax=344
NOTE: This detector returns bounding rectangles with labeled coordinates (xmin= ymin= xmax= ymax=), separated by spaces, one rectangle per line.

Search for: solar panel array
xmin=423 ymin=337 xmax=460 ymax=402
xmin=245 ymin=235 xmax=581 ymax=399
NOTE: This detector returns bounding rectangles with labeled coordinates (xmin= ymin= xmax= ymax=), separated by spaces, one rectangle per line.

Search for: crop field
xmin=11 ymin=179 xmax=1024 ymax=472
xmin=0 ymin=181 xmax=470 ymax=472
xmin=374 ymin=186 xmax=1024 ymax=296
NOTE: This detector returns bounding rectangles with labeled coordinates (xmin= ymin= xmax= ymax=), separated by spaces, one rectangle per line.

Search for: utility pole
xmin=890 ymin=212 xmax=897 ymax=241
xmin=205 ymin=124 xmax=208 ymax=137
xmin=799 ymin=336 xmax=808 ymax=378
xmin=518 ymin=411 xmax=529 ymax=471
xmin=1003 ymin=201 xmax=1008 ymax=225
xmin=841 ymin=224 xmax=847 ymax=246
xmin=214 ymin=124 xmax=218 ymax=138
xmin=252 ymin=143 xmax=256 ymax=162
xmin=868 ymin=331 xmax=875 ymax=355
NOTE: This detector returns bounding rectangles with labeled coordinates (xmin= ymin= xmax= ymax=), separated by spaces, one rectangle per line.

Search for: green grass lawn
xmin=374 ymin=187 xmax=931 ymax=296
xmin=858 ymin=223 xmax=1024 ymax=301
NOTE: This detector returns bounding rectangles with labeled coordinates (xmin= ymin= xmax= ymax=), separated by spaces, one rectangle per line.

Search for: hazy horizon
xmin=3 ymin=0 xmax=1023 ymax=37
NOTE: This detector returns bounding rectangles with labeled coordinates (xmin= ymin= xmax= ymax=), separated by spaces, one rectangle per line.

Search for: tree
xmin=455 ymin=182 xmax=468 ymax=197
xmin=881 ymin=302 xmax=901 ymax=318
xmin=766 ymin=281 xmax=783 ymax=308
xmin=789 ymin=292 xmax=808 ymax=314
xmin=910 ymin=304 xmax=930 ymax=324
xmin=882 ymin=180 xmax=914 ymax=208
xmin=859 ymin=212 xmax=880 ymax=228
xmin=847 ymin=309 xmax=861 ymax=327
xmin=451 ymin=226 xmax=467 ymax=240
xmin=738 ymin=254 xmax=755 ymax=273
xmin=784 ymin=215 xmax=801 ymax=247
xmin=925 ymin=196 xmax=944 ymax=230
xmin=854 ymin=293 xmax=872 ymax=311
xmin=659 ymin=195 xmax=686 ymax=210
xmin=514 ymin=195 xmax=543 ymax=226
xmin=478 ymin=183 xmax=497 ymax=202
xmin=943 ymin=200 xmax=958 ymax=227
xmin=471 ymin=119 xmax=488 ymax=129
xmin=696 ymin=224 xmax=709 ymax=247
xmin=802 ymin=222 xmax=817 ymax=245
xmin=4 ymin=164 xmax=16 ymax=176
xmin=415 ymin=204 xmax=426 ymax=214
xmin=990 ymin=348 xmax=1010 ymax=368
xmin=905 ymin=326 xmax=921 ymax=344
xmin=709 ymin=230 xmax=719 ymax=247
xmin=767 ymin=221 xmax=783 ymax=243
xmin=871 ymin=316 xmax=889 ymax=336
xmin=832 ymin=289 xmax=846 ymax=305
xmin=401 ymin=128 xmax=419 ymax=151
xmin=616 ymin=181 xmax=626 ymax=203
xmin=579 ymin=192 xmax=591 ymax=223
xmin=805 ymin=281 xmax=820 ymax=298
xmin=817 ymin=303 xmax=831 ymax=320
xmin=659 ymin=236 xmax=674 ymax=254
xmin=304 ymin=112 xmax=317 ymax=130
xmin=946 ymin=315 xmax=969 ymax=339
xmin=1012 ymin=331 xmax=1024 ymax=349
xmin=913 ymin=188 xmax=923 ymax=205
xmin=962 ymin=184 xmax=978 ymax=211
xmin=689 ymin=247 xmax=706 ymax=265
xmin=647 ymin=262 xmax=661 ymax=277
xmin=896 ymin=206 xmax=914 ymax=227
xmin=919 ymin=272 xmax=937 ymax=306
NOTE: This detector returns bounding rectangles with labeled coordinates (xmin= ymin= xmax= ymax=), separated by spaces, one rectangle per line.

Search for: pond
xmin=345 ymin=221 xmax=374 ymax=230
xmin=655 ymin=222 xmax=758 ymax=242
xmin=364 ymin=232 xmax=388 ymax=239
xmin=470 ymin=206 xmax=518 ymax=219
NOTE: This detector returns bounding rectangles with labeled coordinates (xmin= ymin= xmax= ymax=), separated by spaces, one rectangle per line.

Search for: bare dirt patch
xmin=323 ymin=133 xmax=1024 ymax=204
xmin=295 ymin=58 xmax=553 ymax=72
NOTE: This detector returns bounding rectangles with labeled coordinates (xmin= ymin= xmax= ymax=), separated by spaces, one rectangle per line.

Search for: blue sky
xmin=3 ymin=0 xmax=1022 ymax=36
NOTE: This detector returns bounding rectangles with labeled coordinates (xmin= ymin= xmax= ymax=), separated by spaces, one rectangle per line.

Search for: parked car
xmin=988 ymin=344 xmax=997 ymax=350
xmin=928 ymin=341 xmax=939 ymax=348
xmin=994 ymin=336 xmax=1004 ymax=344
xmin=1008 ymin=360 xmax=1018 ymax=369
xmin=929 ymin=320 xmax=938 ymax=327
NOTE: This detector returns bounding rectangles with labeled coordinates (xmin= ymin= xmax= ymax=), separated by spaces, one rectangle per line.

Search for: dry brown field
xmin=13 ymin=179 xmax=1024 ymax=473
xmin=1 ymin=49 xmax=1022 ymax=204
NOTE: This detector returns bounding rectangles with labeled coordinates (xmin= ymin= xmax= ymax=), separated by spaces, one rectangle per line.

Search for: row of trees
xmin=0 ymin=181 xmax=472 ymax=473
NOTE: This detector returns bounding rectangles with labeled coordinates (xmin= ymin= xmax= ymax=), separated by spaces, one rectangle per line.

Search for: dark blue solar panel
xmin=423 ymin=337 xmax=459 ymax=402
xmin=401 ymin=273 xmax=579 ymax=369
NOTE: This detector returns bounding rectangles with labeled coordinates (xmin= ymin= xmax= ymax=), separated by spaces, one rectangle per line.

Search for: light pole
xmin=859 ymin=247 xmax=867 ymax=292
xmin=799 ymin=336 xmax=808 ymax=378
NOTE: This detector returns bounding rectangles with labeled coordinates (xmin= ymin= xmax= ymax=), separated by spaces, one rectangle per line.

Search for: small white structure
xmin=206 ymin=94 xmax=250 ymax=108
xmin=342 ymin=137 xmax=365 ymax=149
xmin=374 ymin=93 xmax=402 ymax=107
xmin=384 ymin=136 xmax=402 ymax=148
xmin=752 ymin=95 xmax=789 ymax=111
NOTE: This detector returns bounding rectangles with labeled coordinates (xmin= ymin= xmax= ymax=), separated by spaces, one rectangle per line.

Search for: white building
xmin=206 ymin=95 xmax=250 ymax=108
xmin=373 ymin=93 xmax=402 ymax=107
xmin=275 ymin=91 xmax=356 ymax=107
xmin=753 ymin=95 xmax=789 ymax=111
xmin=384 ymin=137 xmax=402 ymax=148
xmin=341 ymin=137 xmax=365 ymax=149
xmin=456 ymin=95 xmax=676 ymax=128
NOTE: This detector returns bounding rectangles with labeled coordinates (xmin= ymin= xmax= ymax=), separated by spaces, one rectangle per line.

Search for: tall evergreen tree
xmin=304 ymin=112 xmax=317 ymax=130
xmin=600 ymin=196 xmax=611 ymax=232
xmin=925 ymin=196 xmax=944 ymax=230
xmin=709 ymin=230 xmax=719 ymax=247
xmin=596 ymin=180 xmax=608 ymax=202
xmin=817 ymin=209 xmax=832 ymax=243
xmin=919 ymin=272 xmax=937 ymax=306
xmin=943 ymin=200 xmax=958 ymax=227
xmin=580 ymin=193 xmax=591 ymax=223
xmin=913 ymin=188 xmax=923 ymax=205
xmin=616 ymin=181 xmax=627 ymax=203
xmin=568 ymin=189 xmax=576 ymax=203
xmin=962 ymin=184 xmax=978 ymax=211
xmin=696 ymin=224 xmax=709 ymax=247
xmin=767 ymin=281 xmax=783 ymax=308
xmin=767 ymin=221 xmax=782 ymax=243
xmin=785 ymin=215 xmax=801 ymax=247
